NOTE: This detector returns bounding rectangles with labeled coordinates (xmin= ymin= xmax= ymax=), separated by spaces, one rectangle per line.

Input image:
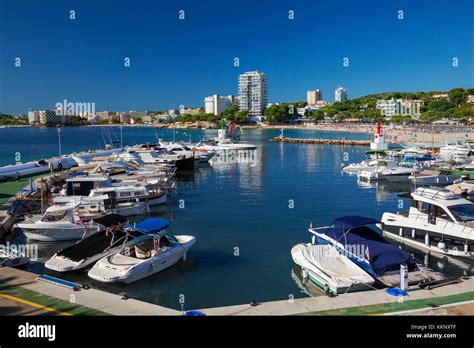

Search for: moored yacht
xmin=381 ymin=187 xmax=474 ymax=258
xmin=409 ymin=170 xmax=460 ymax=186
xmin=17 ymin=204 xmax=106 ymax=242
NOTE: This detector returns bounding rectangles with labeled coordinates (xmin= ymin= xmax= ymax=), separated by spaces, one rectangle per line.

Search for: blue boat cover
xmin=332 ymin=216 xmax=380 ymax=231
xmin=129 ymin=218 xmax=169 ymax=234
xmin=316 ymin=216 xmax=416 ymax=276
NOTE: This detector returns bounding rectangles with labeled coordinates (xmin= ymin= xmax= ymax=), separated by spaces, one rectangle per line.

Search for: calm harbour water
xmin=1 ymin=126 xmax=472 ymax=310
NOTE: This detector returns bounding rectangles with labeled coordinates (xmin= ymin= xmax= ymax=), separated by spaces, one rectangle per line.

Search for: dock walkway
xmin=0 ymin=267 xmax=180 ymax=315
xmin=197 ymin=277 xmax=474 ymax=315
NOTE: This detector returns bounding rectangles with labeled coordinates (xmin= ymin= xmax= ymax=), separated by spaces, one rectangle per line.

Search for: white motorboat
xmin=409 ymin=170 xmax=460 ymax=186
xmin=54 ymin=194 xmax=150 ymax=217
xmin=291 ymin=243 xmax=374 ymax=294
xmin=193 ymin=138 xmax=257 ymax=153
xmin=0 ymin=157 xmax=77 ymax=181
xmin=381 ymin=187 xmax=474 ymax=258
xmin=356 ymin=160 xmax=398 ymax=181
xmin=89 ymin=185 xmax=167 ymax=206
xmin=159 ymin=141 xmax=216 ymax=163
xmin=342 ymin=159 xmax=371 ymax=174
xmin=381 ymin=166 xmax=421 ymax=183
xmin=439 ymin=141 xmax=471 ymax=158
xmin=44 ymin=214 xmax=140 ymax=272
xmin=133 ymin=147 xmax=195 ymax=171
xmin=17 ymin=204 xmax=105 ymax=242
xmin=88 ymin=218 xmax=196 ymax=283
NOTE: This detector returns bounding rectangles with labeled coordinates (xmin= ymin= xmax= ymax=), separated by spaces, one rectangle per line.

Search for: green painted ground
xmin=0 ymin=281 xmax=109 ymax=316
xmin=0 ymin=171 xmax=66 ymax=206
xmin=300 ymin=291 xmax=474 ymax=316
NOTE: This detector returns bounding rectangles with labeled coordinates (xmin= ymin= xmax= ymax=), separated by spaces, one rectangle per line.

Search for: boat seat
xmin=134 ymin=239 xmax=154 ymax=259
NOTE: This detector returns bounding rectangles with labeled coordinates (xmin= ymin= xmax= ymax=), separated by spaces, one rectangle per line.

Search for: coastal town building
xmin=238 ymin=71 xmax=268 ymax=121
xmin=376 ymin=98 xmax=424 ymax=119
xmin=119 ymin=113 xmax=131 ymax=124
xmin=179 ymin=108 xmax=202 ymax=116
xmin=204 ymin=95 xmax=239 ymax=115
xmin=38 ymin=109 xmax=64 ymax=126
xmin=398 ymin=99 xmax=424 ymax=119
xmin=28 ymin=110 xmax=40 ymax=124
xmin=432 ymin=93 xmax=449 ymax=100
xmin=335 ymin=87 xmax=348 ymax=102
xmin=376 ymin=99 xmax=400 ymax=118
xmin=467 ymin=95 xmax=474 ymax=103
xmin=307 ymin=89 xmax=322 ymax=105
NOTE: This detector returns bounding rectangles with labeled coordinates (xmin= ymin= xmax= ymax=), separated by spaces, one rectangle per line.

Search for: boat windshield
xmin=41 ymin=211 xmax=68 ymax=222
xmin=449 ymin=204 xmax=474 ymax=222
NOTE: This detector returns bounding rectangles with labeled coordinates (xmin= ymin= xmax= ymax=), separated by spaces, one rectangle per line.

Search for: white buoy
xmin=411 ymin=229 xmax=415 ymax=238
xmin=399 ymin=227 xmax=403 ymax=236
xmin=437 ymin=241 xmax=446 ymax=250
xmin=464 ymin=244 xmax=469 ymax=254
xmin=425 ymin=233 xmax=429 ymax=246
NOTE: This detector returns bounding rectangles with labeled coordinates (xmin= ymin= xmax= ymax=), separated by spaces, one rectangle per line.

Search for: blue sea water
xmin=1 ymin=126 xmax=472 ymax=310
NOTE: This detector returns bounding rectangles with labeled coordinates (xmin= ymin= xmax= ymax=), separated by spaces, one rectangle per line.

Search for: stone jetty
xmin=269 ymin=136 xmax=370 ymax=146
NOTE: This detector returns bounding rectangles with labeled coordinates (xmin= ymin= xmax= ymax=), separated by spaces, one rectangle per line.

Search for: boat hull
xmin=18 ymin=224 xmax=102 ymax=242
xmin=88 ymin=235 xmax=196 ymax=283
xmin=381 ymin=213 xmax=474 ymax=258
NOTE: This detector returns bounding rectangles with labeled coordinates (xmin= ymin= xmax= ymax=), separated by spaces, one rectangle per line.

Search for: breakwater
xmin=269 ymin=136 xmax=371 ymax=146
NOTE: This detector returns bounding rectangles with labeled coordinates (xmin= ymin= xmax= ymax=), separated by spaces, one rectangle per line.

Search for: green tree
xmin=448 ymin=88 xmax=467 ymax=106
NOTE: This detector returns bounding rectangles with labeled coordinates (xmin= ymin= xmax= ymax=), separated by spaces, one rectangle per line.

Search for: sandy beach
xmin=260 ymin=123 xmax=474 ymax=143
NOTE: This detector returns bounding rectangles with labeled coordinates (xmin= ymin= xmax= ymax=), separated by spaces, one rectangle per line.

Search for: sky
xmin=0 ymin=0 xmax=473 ymax=114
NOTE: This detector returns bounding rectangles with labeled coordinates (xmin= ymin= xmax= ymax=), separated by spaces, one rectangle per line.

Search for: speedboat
xmin=356 ymin=160 xmax=399 ymax=181
xmin=17 ymin=203 xmax=105 ymax=242
xmin=381 ymin=187 xmax=474 ymax=258
xmin=381 ymin=166 xmax=421 ymax=183
xmin=291 ymin=243 xmax=374 ymax=294
xmin=193 ymin=138 xmax=257 ymax=153
xmin=0 ymin=157 xmax=77 ymax=181
xmin=159 ymin=141 xmax=216 ymax=163
xmin=87 ymin=218 xmax=196 ymax=283
xmin=133 ymin=146 xmax=195 ymax=171
xmin=44 ymin=214 xmax=150 ymax=272
xmin=308 ymin=216 xmax=429 ymax=287
xmin=439 ymin=141 xmax=471 ymax=158
xmin=342 ymin=159 xmax=371 ymax=174
xmin=409 ymin=170 xmax=460 ymax=186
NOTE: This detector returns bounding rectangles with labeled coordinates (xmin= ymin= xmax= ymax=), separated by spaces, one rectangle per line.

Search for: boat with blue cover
xmin=308 ymin=216 xmax=431 ymax=287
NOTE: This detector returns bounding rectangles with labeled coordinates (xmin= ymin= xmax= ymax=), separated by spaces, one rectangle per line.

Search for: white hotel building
xmin=204 ymin=95 xmax=240 ymax=115
xmin=238 ymin=71 xmax=268 ymax=121
xmin=335 ymin=87 xmax=348 ymax=102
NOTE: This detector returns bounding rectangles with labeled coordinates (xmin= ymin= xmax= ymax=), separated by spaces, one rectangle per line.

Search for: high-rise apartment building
xmin=238 ymin=71 xmax=268 ymax=119
xmin=307 ymin=89 xmax=322 ymax=105
xmin=335 ymin=87 xmax=348 ymax=102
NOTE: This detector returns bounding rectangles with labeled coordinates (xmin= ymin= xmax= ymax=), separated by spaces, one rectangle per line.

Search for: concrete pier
xmin=197 ymin=277 xmax=474 ymax=315
xmin=0 ymin=267 xmax=180 ymax=315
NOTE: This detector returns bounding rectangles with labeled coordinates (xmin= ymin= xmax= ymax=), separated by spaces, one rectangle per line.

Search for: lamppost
xmin=57 ymin=128 xmax=62 ymax=157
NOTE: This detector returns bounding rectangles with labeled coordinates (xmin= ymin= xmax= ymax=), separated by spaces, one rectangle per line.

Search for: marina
xmin=0 ymin=125 xmax=473 ymax=313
